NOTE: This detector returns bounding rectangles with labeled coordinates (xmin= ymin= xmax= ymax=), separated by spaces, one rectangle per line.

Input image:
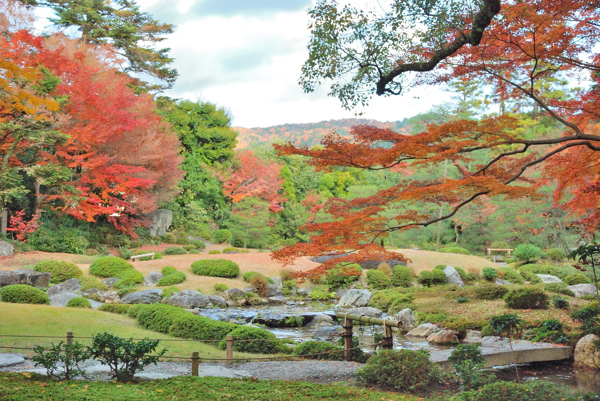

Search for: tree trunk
xmin=435 ymin=159 xmax=449 ymax=251
xmin=1 ymin=208 xmax=7 ymax=236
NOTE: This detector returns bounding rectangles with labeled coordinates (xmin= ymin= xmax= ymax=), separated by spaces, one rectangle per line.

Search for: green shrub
xmin=323 ymin=263 xmax=362 ymax=290
xmin=113 ymin=270 xmax=144 ymax=289
xmin=154 ymin=252 xmax=163 ymax=260
xmin=157 ymin=266 xmax=186 ymax=286
xmin=309 ymin=287 xmax=333 ymax=301
xmin=163 ymin=247 xmax=187 ymax=255
xmin=504 ymin=288 xmax=548 ymax=309
xmin=497 ymin=267 xmax=525 ymax=284
xmin=208 ymin=250 xmax=221 ymax=255
xmin=34 ymin=260 xmax=83 ymax=284
xmin=545 ymin=283 xmax=575 ymax=297
xmin=391 ymin=265 xmax=413 ymax=287
xmin=356 ymin=349 xmax=440 ymax=392
xmin=457 ymin=296 xmax=470 ymax=303
xmin=454 ymin=266 xmax=473 ymax=283
xmin=417 ymin=269 xmax=447 ymax=286
xmin=32 ymin=341 xmax=90 ymax=380
xmin=89 ymin=256 xmax=134 ymax=278
xmin=481 ymin=267 xmax=498 ymax=281
xmin=191 ymin=259 xmax=240 ymax=278
xmin=213 ymin=283 xmax=228 ymax=292
xmin=552 ymin=296 xmax=570 ymax=310
xmin=188 ymin=239 xmax=206 ymax=250
xmin=99 ymin=303 xmax=131 ymax=314
xmin=161 ymin=286 xmax=180 ymax=299
xmin=218 ymin=326 xmax=284 ymax=354
xmin=282 ymin=280 xmax=297 ymax=296
xmin=183 ymin=244 xmax=197 ymax=251
xmin=564 ymin=273 xmax=591 ymax=285
xmin=66 ymin=297 xmax=92 ymax=309
xmin=222 ymin=247 xmax=239 ymax=253
xmin=388 ymin=294 xmax=415 ymax=314
xmin=243 ymin=271 xmax=264 ymax=283
xmin=439 ymin=246 xmax=470 ymax=255
xmin=545 ymin=247 xmax=566 ymax=262
xmin=448 ymin=344 xmax=486 ymax=390
xmin=214 ymin=229 xmax=233 ymax=244
xmin=513 ymin=244 xmax=543 ymax=262
xmin=473 ymin=284 xmax=508 ymax=300
xmin=369 ymin=289 xmax=414 ymax=313
xmin=161 ymin=233 xmax=176 ymax=243
xmin=293 ymin=341 xmax=343 ymax=360
xmin=519 ymin=263 xmax=576 ymax=280
xmin=0 ymin=284 xmax=49 ymax=304
xmin=571 ymin=305 xmax=600 ymax=334
xmin=29 ymin=226 xmax=90 ymax=254
xmin=79 ymin=276 xmax=108 ymax=291
xmin=454 ymin=380 xmax=570 ymax=401
xmin=366 ymin=270 xmax=392 ymax=290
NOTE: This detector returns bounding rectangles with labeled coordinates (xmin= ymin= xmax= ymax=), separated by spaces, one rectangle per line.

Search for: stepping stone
xmin=0 ymin=353 xmax=25 ymax=368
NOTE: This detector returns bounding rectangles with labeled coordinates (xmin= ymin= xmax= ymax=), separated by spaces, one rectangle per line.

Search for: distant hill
xmin=234 ymin=118 xmax=409 ymax=149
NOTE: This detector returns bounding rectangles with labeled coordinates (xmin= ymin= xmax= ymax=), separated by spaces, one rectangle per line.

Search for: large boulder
xmin=46 ymin=278 xmax=81 ymax=296
xmin=567 ymin=284 xmax=598 ymax=298
xmin=0 ymin=270 xmax=51 ymax=288
xmin=49 ymin=292 xmax=79 ymax=307
xmin=337 ymin=289 xmax=372 ymax=308
xmin=270 ymin=277 xmax=283 ymax=289
xmin=444 ymin=266 xmax=464 ymax=287
xmin=427 ymin=329 xmax=459 ymax=345
xmin=575 ymin=334 xmax=600 ymax=369
xmin=346 ymin=307 xmax=382 ymax=318
xmin=146 ymin=209 xmax=172 ymax=237
xmin=121 ymin=289 xmax=163 ymax=304
xmin=0 ymin=240 xmax=14 ymax=256
xmin=224 ymin=288 xmax=246 ymax=299
xmin=165 ymin=290 xmax=211 ymax=309
xmin=207 ymin=295 xmax=227 ymax=307
xmin=267 ymin=295 xmax=287 ymax=304
xmin=143 ymin=271 xmax=163 ymax=287
xmin=407 ymin=323 xmax=441 ymax=338
xmin=0 ymin=353 xmax=24 ymax=368
xmin=266 ymin=284 xmax=283 ymax=297
xmin=536 ymin=274 xmax=562 ymax=284
xmin=394 ymin=308 xmax=416 ymax=332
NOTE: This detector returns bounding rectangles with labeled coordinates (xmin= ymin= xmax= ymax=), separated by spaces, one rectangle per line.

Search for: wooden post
xmin=66 ymin=331 xmax=73 ymax=345
xmin=342 ymin=318 xmax=353 ymax=361
xmin=226 ymin=335 xmax=233 ymax=367
xmin=382 ymin=323 xmax=394 ymax=349
xmin=191 ymin=352 xmax=199 ymax=376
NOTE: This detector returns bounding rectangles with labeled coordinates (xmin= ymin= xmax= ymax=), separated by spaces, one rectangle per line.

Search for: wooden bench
xmin=130 ymin=252 xmax=155 ymax=261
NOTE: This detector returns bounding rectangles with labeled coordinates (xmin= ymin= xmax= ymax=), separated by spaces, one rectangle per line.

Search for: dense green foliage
xmin=292 ymin=341 xmax=343 ymax=360
xmin=0 ymin=285 xmax=49 ymax=304
xmin=191 ymin=259 xmax=240 ymax=278
xmin=391 ymin=265 xmax=413 ymax=287
xmin=34 ymin=260 xmax=83 ymax=284
xmin=79 ymin=276 xmax=108 ymax=291
xmin=157 ymin=266 xmax=186 ymax=286
xmin=454 ymin=380 xmax=570 ymax=401
xmin=498 ymin=268 xmax=525 ymax=284
xmin=89 ymin=257 xmax=134 ymax=278
xmin=472 ymin=285 xmax=508 ymax=300
xmin=482 ymin=267 xmax=498 ymax=281
xmin=564 ymin=273 xmax=591 ymax=285
xmin=218 ymin=326 xmax=285 ymax=354
xmin=66 ymin=297 xmax=91 ymax=309
xmin=513 ymin=244 xmax=543 ymax=263
xmin=98 ymin=304 xmax=132 ymax=315
xmin=417 ymin=269 xmax=447 ymax=286
xmin=163 ymin=247 xmax=187 ymax=255
xmin=366 ymin=269 xmax=392 ymax=289
xmin=369 ymin=289 xmax=414 ymax=314
xmin=504 ymin=288 xmax=548 ymax=309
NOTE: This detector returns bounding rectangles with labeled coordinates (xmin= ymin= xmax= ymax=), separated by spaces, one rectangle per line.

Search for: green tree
xmin=228 ymin=197 xmax=272 ymax=249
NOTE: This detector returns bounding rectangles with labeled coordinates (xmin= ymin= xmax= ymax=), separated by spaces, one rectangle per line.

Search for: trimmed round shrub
xmin=163 ymin=247 xmax=187 ymax=255
xmin=79 ymin=276 xmax=108 ymax=291
xmin=213 ymin=283 xmax=228 ymax=292
xmin=113 ymin=269 xmax=144 ymax=289
xmin=66 ymin=297 xmax=91 ymax=309
xmin=366 ymin=270 xmax=392 ymax=290
xmin=545 ymin=283 xmax=575 ymax=297
xmin=504 ymin=288 xmax=548 ymax=309
xmin=454 ymin=380 xmax=569 ymax=401
xmin=292 ymin=341 xmax=343 ymax=360
xmin=564 ymin=273 xmax=591 ymax=285
xmin=482 ymin=267 xmax=498 ymax=281
xmin=513 ymin=244 xmax=543 ymax=262
xmin=0 ymin=284 xmax=49 ymax=304
xmin=89 ymin=256 xmax=134 ymax=278
xmin=552 ymin=296 xmax=569 ymax=310
xmin=222 ymin=247 xmax=239 ymax=253
xmin=218 ymin=326 xmax=285 ymax=354
xmin=161 ymin=233 xmax=176 ymax=243
xmin=154 ymin=252 xmax=163 ymax=260
xmin=357 ymin=349 xmax=440 ymax=391
xmin=214 ymin=229 xmax=233 ymax=244
xmin=417 ymin=269 xmax=447 ymax=286
xmin=188 ymin=239 xmax=206 ymax=250
xmin=157 ymin=266 xmax=186 ymax=286
xmin=184 ymin=244 xmax=197 ymax=251
xmin=191 ymin=259 xmax=240 ymax=278
xmin=323 ymin=263 xmax=362 ymax=290
xmin=309 ymin=287 xmax=332 ymax=301
xmin=497 ymin=267 xmax=525 ymax=284
xmin=34 ymin=260 xmax=83 ymax=284
xmin=369 ymin=289 xmax=414 ymax=313
xmin=454 ymin=266 xmax=473 ymax=283
xmin=473 ymin=284 xmax=508 ymax=300
xmin=391 ymin=265 xmax=413 ymax=287
xmin=208 ymin=250 xmax=221 ymax=255
xmin=99 ymin=303 xmax=131 ymax=314
xmin=545 ymin=247 xmax=566 ymax=262
xmin=439 ymin=246 xmax=470 ymax=255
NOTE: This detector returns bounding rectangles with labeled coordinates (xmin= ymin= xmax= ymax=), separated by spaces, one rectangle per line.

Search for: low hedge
xmin=208 ymin=250 xmax=221 ymax=255
xmin=66 ymin=297 xmax=91 ymax=309
xmin=366 ymin=270 xmax=392 ymax=290
xmin=454 ymin=380 xmax=570 ymax=401
xmin=0 ymin=284 xmax=49 ymax=304
xmin=34 ymin=260 xmax=83 ymax=284
xmin=217 ymin=326 xmax=285 ymax=354
xmin=157 ymin=266 xmax=186 ymax=286
xmin=417 ymin=269 xmax=447 ymax=286
xmin=98 ymin=303 xmax=132 ymax=314
xmin=563 ymin=273 xmax=590 ymax=285
xmin=89 ymin=256 xmax=134 ymax=278
xmin=472 ymin=284 xmax=508 ymax=300
xmin=113 ymin=269 xmax=144 ymax=289
xmin=79 ymin=276 xmax=108 ymax=291
xmin=369 ymin=289 xmax=414 ymax=313
xmin=504 ymin=288 xmax=548 ymax=309
xmin=191 ymin=259 xmax=240 ymax=278
xmin=163 ymin=247 xmax=187 ymax=256
xmin=497 ymin=267 xmax=525 ymax=284
xmin=519 ymin=264 xmax=578 ymax=280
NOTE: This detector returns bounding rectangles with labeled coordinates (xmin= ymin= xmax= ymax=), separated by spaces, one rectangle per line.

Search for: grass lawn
xmin=0 ymin=303 xmax=257 ymax=360
xmin=0 ymin=373 xmax=421 ymax=401
xmin=393 ymin=249 xmax=501 ymax=275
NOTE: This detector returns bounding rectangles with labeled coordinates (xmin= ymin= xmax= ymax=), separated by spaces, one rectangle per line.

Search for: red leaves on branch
xmin=7 ymin=210 xmax=41 ymax=241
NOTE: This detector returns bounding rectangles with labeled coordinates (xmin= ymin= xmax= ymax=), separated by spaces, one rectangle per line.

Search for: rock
xmin=143 ymin=271 xmax=163 ymax=287
xmin=394 ymin=308 xmax=416 ymax=332
xmin=334 ymin=288 xmax=348 ymax=299
xmin=208 ymin=295 xmax=227 ymax=307
xmin=99 ymin=291 xmax=120 ymax=303
xmin=0 ymin=353 xmax=24 ymax=368
xmin=49 ymin=292 xmax=79 ymax=307
xmin=346 ymin=307 xmax=382 ymax=318
xmin=464 ymin=330 xmax=483 ymax=344
xmin=242 ymin=287 xmax=254 ymax=293
xmin=575 ymin=334 xmax=600 ymax=369
xmin=121 ymin=289 xmax=163 ymax=304
xmin=407 ymin=323 xmax=441 ymax=338
xmin=267 ymin=295 xmax=287 ymax=304
xmin=224 ymin=288 xmax=246 ymax=299
xmin=314 ymin=324 xmax=342 ymax=340
xmin=235 ymin=298 xmax=248 ymax=306
xmin=0 ymin=240 xmax=14 ymax=256
xmin=444 ymin=266 xmax=464 ymax=287
xmin=309 ymin=314 xmax=334 ymax=326
xmin=337 ymin=289 xmax=372 ymax=308
xmin=567 ymin=284 xmax=598 ymax=298
xmin=270 ymin=277 xmax=283 ymax=289
xmin=102 ymin=278 xmax=120 ymax=288
xmin=165 ymin=290 xmax=211 ymax=309
xmin=46 ymin=278 xmax=81 ymax=296
xmin=254 ymin=313 xmax=307 ymax=327
xmin=0 ymin=270 xmax=51 ymax=288
xmin=495 ymin=279 xmax=512 ymax=285
xmin=266 ymin=284 xmax=282 ymax=297
xmin=296 ymin=288 xmax=309 ymax=297
xmin=146 ymin=209 xmax=172 ymax=237
xmin=88 ymin=299 xmax=103 ymax=309
xmin=536 ymin=274 xmax=562 ymax=284
xmin=481 ymin=336 xmax=510 ymax=346
xmin=136 ymin=372 xmax=177 ymax=380
xmin=427 ymin=329 xmax=459 ymax=345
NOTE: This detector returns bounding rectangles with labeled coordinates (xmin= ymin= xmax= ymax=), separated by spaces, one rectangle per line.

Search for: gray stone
xmin=98 ymin=291 xmax=120 ymax=303
xmin=192 ymin=365 xmax=251 ymax=379
xmin=147 ymin=209 xmax=172 ymax=237
xmin=102 ymin=278 xmax=120 ymax=288
xmin=0 ymin=240 xmax=14 ymax=256
xmin=575 ymin=334 xmax=600 ymax=369
xmin=337 ymin=289 xmax=372 ymax=308
xmin=88 ymin=299 xmax=103 ymax=309
xmin=0 ymin=353 xmax=24 ymax=368
xmin=444 ymin=266 xmax=464 ymax=287
xmin=334 ymin=288 xmax=348 ymax=299
xmin=495 ymin=279 xmax=512 ymax=285
xmin=270 ymin=277 xmax=283 ymax=289
xmin=224 ymin=288 xmax=246 ymax=299
xmin=121 ymin=289 xmax=163 ymax=304
xmin=253 ymin=313 xmax=307 ymax=327
xmin=208 ymin=295 xmax=227 ymax=307
xmin=267 ymin=295 xmax=287 ymax=304
xmin=143 ymin=271 xmax=163 ymax=287
xmin=346 ymin=307 xmax=382 ymax=318
xmin=567 ymin=284 xmax=598 ymax=298
xmin=536 ymin=274 xmax=562 ymax=284
xmin=266 ymin=284 xmax=281 ymax=297
xmin=46 ymin=278 xmax=81 ymax=296
xmin=309 ymin=314 xmax=334 ymax=326
xmin=166 ymin=290 xmax=211 ymax=309
xmin=427 ymin=329 xmax=459 ymax=345
xmin=49 ymin=292 xmax=79 ymax=307
xmin=464 ymin=330 xmax=483 ymax=344
xmin=296 ymin=288 xmax=309 ymax=297
xmin=407 ymin=323 xmax=441 ymax=338
xmin=136 ymin=372 xmax=177 ymax=380
xmin=394 ymin=308 xmax=416 ymax=332
xmin=0 ymin=270 xmax=50 ymax=288
xmin=242 ymin=287 xmax=254 ymax=293
xmin=314 ymin=324 xmax=342 ymax=340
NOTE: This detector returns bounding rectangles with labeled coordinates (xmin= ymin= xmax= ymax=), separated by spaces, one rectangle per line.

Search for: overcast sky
xmin=138 ymin=0 xmax=452 ymax=127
